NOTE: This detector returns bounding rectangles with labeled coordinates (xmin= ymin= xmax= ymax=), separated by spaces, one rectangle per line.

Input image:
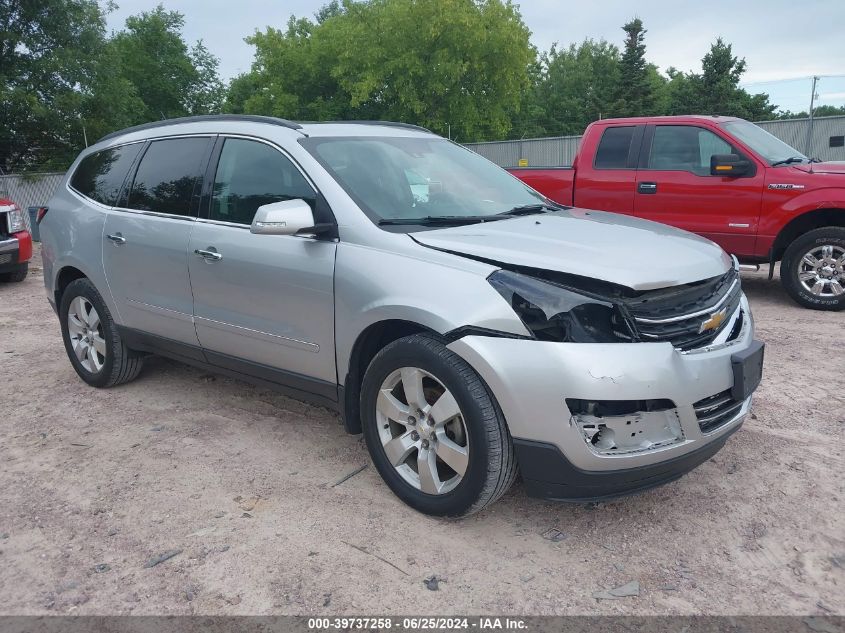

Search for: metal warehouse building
xmin=465 ymin=115 xmax=845 ymax=168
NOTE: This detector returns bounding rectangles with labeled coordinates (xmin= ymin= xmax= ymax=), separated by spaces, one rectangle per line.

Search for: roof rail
xmin=96 ymin=114 xmax=303 ymax=143
xmin=306 ymin=120 xmax=433 ymax=133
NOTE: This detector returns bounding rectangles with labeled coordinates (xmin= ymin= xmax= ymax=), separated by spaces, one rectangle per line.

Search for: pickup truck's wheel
xmin=59 ymin=278 xmax=144 ymax=387
xmin=0 ymin=263 xmax=28 ymax=282
xmin=781 ymin=227 xmax=845 ymax=311
xmin=360 ymin=333 xmax=517 ymax=517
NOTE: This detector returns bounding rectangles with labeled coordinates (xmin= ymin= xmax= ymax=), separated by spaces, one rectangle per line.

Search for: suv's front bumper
xmin=448 ymin=294 xmax=760 ymax=501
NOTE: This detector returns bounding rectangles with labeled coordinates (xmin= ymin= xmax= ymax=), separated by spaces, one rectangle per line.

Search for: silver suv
xmin=41 ymin=115 xmax=764 ymax=516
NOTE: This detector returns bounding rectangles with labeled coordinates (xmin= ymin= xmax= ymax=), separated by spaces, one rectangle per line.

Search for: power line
xmin=741 ymin=74 xmax=845 ymax=87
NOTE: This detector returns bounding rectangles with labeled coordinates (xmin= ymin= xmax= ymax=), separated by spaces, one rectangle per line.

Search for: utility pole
xmin=79 ymin=113 xmax=88 ymax=148
xmin=805 ymin=76 xmax=819 ymax=157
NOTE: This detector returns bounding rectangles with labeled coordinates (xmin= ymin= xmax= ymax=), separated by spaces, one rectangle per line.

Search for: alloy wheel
xmin=67 ymin=296 xmax=106 ymax=373
xmin=375 ymin=367 xmax=469 ymax=495
xmin=798 ymin=244 xmax=845 ymax=297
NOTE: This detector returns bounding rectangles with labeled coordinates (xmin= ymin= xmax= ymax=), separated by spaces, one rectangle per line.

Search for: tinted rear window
xmin=594 ymin=126 xmax=635 ymax=169
xmin=70 ymin=144 xmax=143 ymax=206
xmin=127 ymin=137 xmax=210 ymax=217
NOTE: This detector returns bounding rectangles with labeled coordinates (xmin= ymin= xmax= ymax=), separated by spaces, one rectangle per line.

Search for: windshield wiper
xmin=378 ymin=215 xmax=510 ymax=227
xmin=497 ymin=203 xmax=564 ymax=216
xmin=771 ymin=156 xmax=807 ymax=167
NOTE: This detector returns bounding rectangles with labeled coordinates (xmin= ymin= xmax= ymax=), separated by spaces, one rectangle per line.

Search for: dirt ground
xmin=0 ymin=244 xmax=842 ymax=616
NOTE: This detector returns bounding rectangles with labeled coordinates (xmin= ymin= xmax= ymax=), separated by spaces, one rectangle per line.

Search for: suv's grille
xmin=623 ymin=269 xmax=742 ymax=351
xmin=693 ymin=389 xmax=743 ymax=433
xmin=0 ymin=212 xmax=8 ymax=239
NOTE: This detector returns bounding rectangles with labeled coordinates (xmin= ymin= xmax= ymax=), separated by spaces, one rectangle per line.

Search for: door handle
xmin=106 ymin=233 xmax=126 ymax=245
xmin=637 ymin=182 xmax=658 ymax=194
xmin=194 ymin=248 xmax=222 ymax=262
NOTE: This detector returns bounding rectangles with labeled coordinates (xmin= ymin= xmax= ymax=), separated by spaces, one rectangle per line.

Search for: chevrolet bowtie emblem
xmin=699 ymin=308 xmax=728 ymax=333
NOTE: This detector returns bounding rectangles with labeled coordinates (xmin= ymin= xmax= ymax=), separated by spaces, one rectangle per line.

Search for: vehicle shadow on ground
xmin=738 ymin=267 xmax=796 ymax=310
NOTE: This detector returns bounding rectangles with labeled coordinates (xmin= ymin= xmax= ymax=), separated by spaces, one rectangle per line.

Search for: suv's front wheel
xmin=59 ymin=278 xmax=144 ymax=387
xmin=781 ymin=227 xmax=845 ymax=311
xmin=360 ymin=334 xmax=517 ymax=517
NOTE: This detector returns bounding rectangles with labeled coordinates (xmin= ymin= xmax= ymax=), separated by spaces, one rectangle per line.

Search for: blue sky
xmin=104 ymin=0 xmax=845 ymax=116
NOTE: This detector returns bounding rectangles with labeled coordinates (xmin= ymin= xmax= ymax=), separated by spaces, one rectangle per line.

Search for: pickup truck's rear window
xmin=594 ymin=126 xmax=635 ymax=169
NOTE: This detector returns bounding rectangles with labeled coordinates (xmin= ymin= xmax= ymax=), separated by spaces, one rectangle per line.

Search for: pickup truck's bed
xmin=507 ymin=167 xmax=575 ymax=206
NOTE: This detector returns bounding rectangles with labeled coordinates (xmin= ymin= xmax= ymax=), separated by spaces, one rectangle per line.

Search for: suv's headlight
xmin=6 ymin=206 xmax=26 ymax=233
xmin=488 ymin=270 xmax=632 ymax=343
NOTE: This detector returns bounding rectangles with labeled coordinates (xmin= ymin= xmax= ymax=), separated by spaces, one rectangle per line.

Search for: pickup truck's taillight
xmin=36 ymin=206 xmax=49 ymax=224
xmin=5 ymin=205 xmax=27 ymax=233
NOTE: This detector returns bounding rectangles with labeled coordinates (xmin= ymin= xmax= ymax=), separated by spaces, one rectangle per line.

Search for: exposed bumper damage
xmin=447 ymin=294 xmax=760 ymax=500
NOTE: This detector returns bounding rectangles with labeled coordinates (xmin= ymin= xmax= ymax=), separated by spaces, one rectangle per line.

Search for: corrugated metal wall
xmin=0 ymin=173 xmax=64 ymax=211
xmin=464 ymin=135 xmax=582 ymax=168
xmin=756 ymin=116 xmax=845 ymax=162
xmin=467 ymin=115 xmax=845 ymax=168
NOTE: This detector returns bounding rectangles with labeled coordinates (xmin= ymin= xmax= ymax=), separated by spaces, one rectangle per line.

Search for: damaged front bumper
xmin=447 ymin=294 xmax=761 ymax=501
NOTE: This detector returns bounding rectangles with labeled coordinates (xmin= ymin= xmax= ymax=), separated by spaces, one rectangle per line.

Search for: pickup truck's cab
xmin=510 ymin=116 xmax=845 ymax=311
xmin=0 ymin=198 xmax=33 ymax=283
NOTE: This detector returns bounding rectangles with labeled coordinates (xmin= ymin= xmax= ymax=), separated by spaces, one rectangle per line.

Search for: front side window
xmin=210 ymin=138 xmax=315 ymax=225
xmin=127 ymin=137 xmax=210 ymax=216
xmin=594 ymin=126 xmax=635 ymax=169
xmin=302 ymin=136 xmax=545 ymax=225
xmin=648 ymin=126 xmax=735 ymax=175
xmin=70 ymin=144 xmax=143 ymax=206
xmin=722 ymin=120 xmax=807 ymax=165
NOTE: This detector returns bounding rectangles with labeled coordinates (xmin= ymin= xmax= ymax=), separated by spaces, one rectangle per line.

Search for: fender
xmin=758 ymin=187 xmax=845 ymax=256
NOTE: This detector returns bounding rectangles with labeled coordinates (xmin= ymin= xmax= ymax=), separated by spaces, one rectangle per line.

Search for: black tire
xmin=59 ymin=278 xmax=144 ymax=387
xmin=0 ymin=263 xmax=28 ymax=282
xmin=360 ymin=333 xmax=517 ymax=517
xmin=780 ymin=226 xmax=845 ymax=311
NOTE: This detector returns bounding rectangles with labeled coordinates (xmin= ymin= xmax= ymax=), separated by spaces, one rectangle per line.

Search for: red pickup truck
xmin=0 ymin=198 xmax=33 ymax=283
xmin=509 ymin=115 xmax=845 ymax=311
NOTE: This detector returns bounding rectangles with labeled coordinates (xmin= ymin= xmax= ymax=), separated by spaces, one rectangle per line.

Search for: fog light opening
xmin=568 ymin=399 xmax=685 ymax=456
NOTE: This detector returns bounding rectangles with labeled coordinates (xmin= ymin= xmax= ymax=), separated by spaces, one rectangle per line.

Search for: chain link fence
xmin=0 ymin=172 xmax=64 ymax=212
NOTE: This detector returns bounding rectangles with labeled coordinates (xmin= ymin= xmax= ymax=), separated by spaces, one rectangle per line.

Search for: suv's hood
xmin=411 ymin=209 xmax=732 ymax=291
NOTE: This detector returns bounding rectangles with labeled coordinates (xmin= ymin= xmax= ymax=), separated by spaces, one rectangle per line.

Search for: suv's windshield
xmin=302 ymin=136 xmax=547 ymax=226
xmin=722 ymin=120 xmax=808 ymax=165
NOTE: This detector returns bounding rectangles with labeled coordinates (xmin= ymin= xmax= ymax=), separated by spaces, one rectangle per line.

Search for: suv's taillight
xmin=36 ymin=206 xmax=49 ymax=224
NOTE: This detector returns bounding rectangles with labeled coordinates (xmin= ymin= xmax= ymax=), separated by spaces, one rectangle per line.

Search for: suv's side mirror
xmin=710 ymin=154 xmax=751 ymax=177
xmin=250 ymin=199 xmax=316 ymax=236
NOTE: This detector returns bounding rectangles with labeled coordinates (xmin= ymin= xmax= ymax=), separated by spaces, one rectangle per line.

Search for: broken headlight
xmin=488 ymin=270 xmax=632 ymax=343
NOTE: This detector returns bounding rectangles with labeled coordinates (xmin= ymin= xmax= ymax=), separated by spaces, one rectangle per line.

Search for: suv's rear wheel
xmin=60 ymin=278 xmax=144 ymax=387
xmin=360 ymin=333 xmax=517 ymax=517
xmin=781 ymin=227 xmax=845 ymax=311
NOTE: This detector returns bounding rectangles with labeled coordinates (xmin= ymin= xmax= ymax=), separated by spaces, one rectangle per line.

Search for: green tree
xmin=225 ymin=14 xmax=346 ymax=121
xmin=777 ymin=104 xmax=845 ymax=119
xmin=229 ymin=0 xmax=535 ymax=141
xmin=664 ymin=39 xmax=777 ymax=120
xmin=529 ymin=39 xmax=621 ymax=136
xmin=612 ymin=18 xmax=660 ymax=117
xmin=0 ymin=0 xmax=107 ymax=171
xmin=110 ymin=5 xmax=223 ymax=122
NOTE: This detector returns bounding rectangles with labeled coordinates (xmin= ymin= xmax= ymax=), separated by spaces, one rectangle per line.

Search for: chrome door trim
xmin=194 ymin=315 xmax=320 ymax=353
xmin=109 ymin=206 xmax=197 ymax=222
xmin=126 ymin=299 xmax=195 ymax=323
xmin=195 ymin=218 xmax=250 ymax=229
